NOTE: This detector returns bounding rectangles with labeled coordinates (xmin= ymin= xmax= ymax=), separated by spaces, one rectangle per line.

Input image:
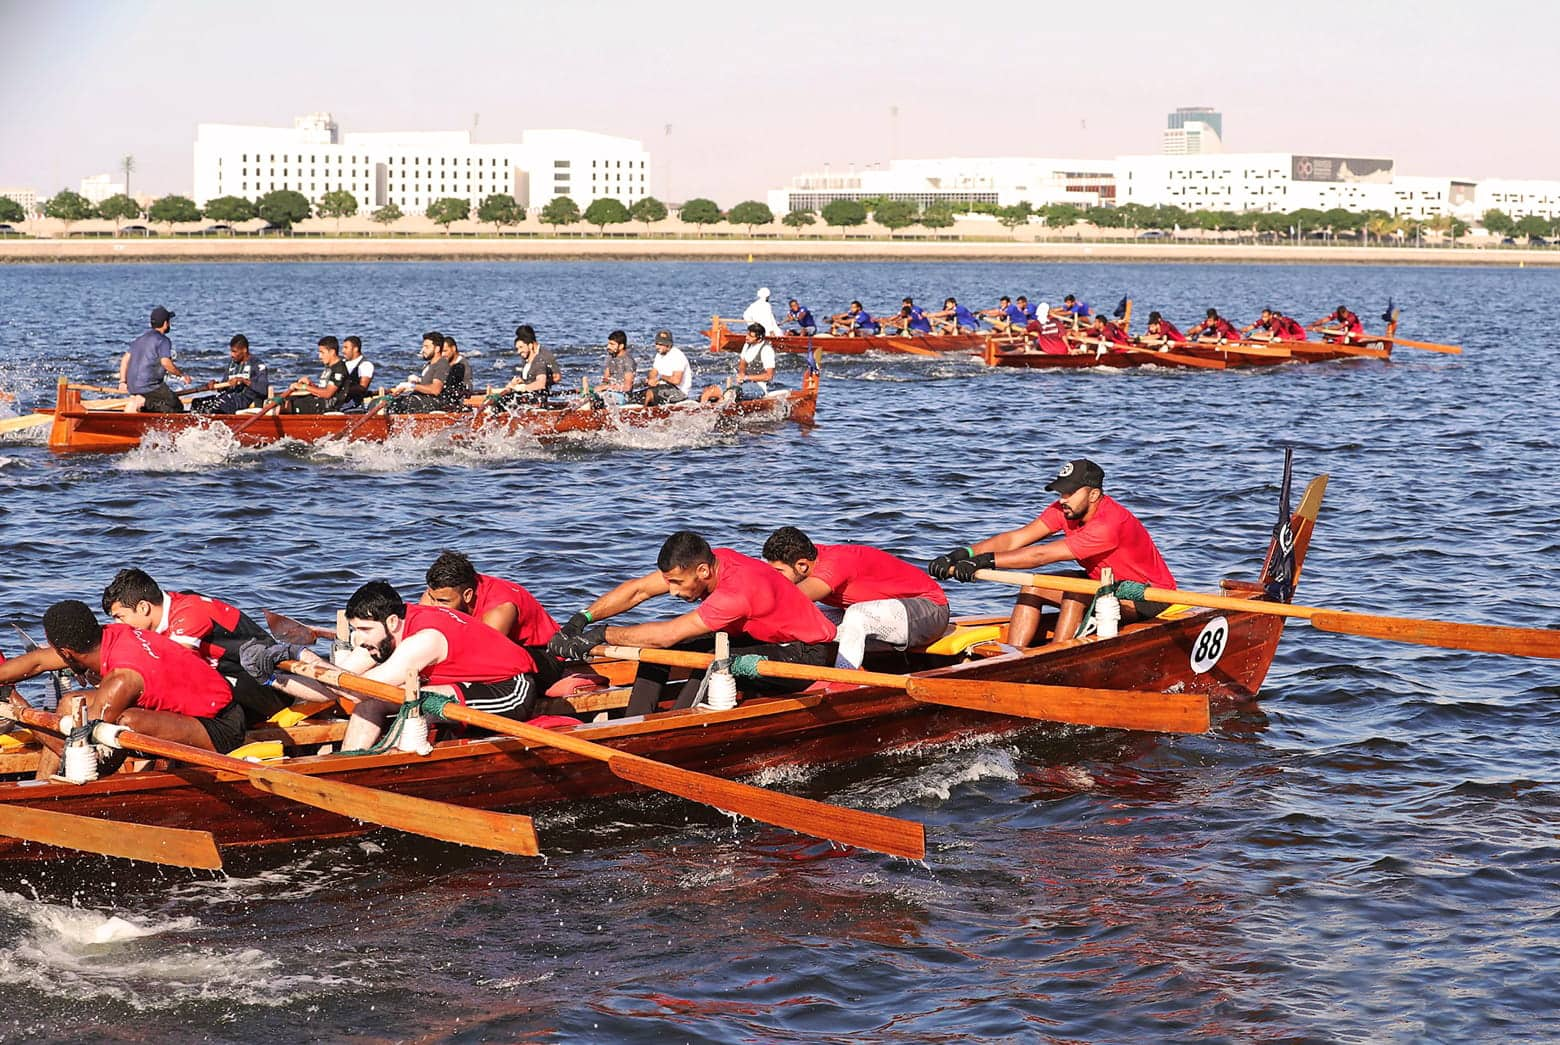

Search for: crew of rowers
xmin=0 ymin=458 xmax=1173 ymax=780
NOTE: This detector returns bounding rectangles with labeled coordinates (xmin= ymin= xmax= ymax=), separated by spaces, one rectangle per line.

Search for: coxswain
xmin=829 ymin=301 xmax=880 ymax=336
xmin=1022 ymin=303 xmax=1070 ymax=354
xmin=300 ymin=580 xmax=548 ymax=750
xmin=643 ymin=329 xmax=694 ymax=406
xmin=341 ymin=335 xmax=375 ymax=409
xmin=386 ymin=331 xmax=451 ymax=414
xmin=592 ymin=329 xmax=638 ymax=406
xmin=762 ymin=526 xmax=949 ymax=670
xmin=1139 ymin=311 xmax=1187 ymax=348
xmin=491 ymin=324 xmax=561 ymax=408
xmin=928 ymin=458 xmax=1177 ymax=648
xmin=783 ymin=298 xmax=817 ymax=336
xmin=1187 ymin=308 xmax=1242 ymax=342
xmin=0 ymin=600 xmax=247 ymax=778
xmin=118 ymin=305 xmax=190 ymax=414
xmin=1269 ymin=310 xmax=1308 ymax=342
xmin=929 ymin=297 xmax=981 ymax=334
xmin=195 ymin=334 xmax=270 ymax=414
xmin=700 ymin=323 xmax=776 ymax=403
xmin=100 ymin=567 xmax=291 ymax=726
xmin=742 ymin=287 xmax=782 ymax=336
xmin=547 ymin=530 xmax=837 ymax=715
xmin=1310 ymin=304 xmax=1364 ymax=342
xmin=284 ymin=335 xmax=351 ymax=414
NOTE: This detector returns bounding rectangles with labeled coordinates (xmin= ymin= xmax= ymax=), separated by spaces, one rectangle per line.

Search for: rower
xmin=1310 ymin=304 xmax=1364 ymax=342
xmin=980 ymin=295 xmax=1026 ymax=335
xmin=1241 ymin=308 xmax=1279 ymax=341
xmin=284 ymin=335 xmax=350 ymax=414
xmin=440 ymin=336 xmax=471 ymax=409
xmin=301 ymin=581 xmax=549 ymax=750
xmin=194 ymin=334 xmax=270 ymax=414
xmin=1187 ymin=308 xmax=1242 ymax=342
xmin=643 ymin=329 xmax=695 ymax=406
xmin=1016 ymin=295 xmax=1039 ymax=323
xmin=1084 ymin=313 xmax=1132 ymax=351
xmin=1050 ymin=295 xmax=1091 ymax=329
xmin=783 ymin=298 xmax=817 ymax=336
xmin=1022 ymin=303 xmax=1069 ymax=354
xmin=929 ymin=297 xmax=981 ymax=334
xmin=547 ymin=530 xmax=837 ymax=715
xmin=742 ymin=287 xmax=782 ymax=335
xmin=1139 ymin=311 xmax=1187 ymax=347
xmin=700 ymin=323 xmax=776 ymax=403
xmin=592 ymin=329 xmax=638 ymax=406
xmin=829 ymin=301 xmax=880 ymax=336
xmin=883 ymin=297 xmax=933 ymax=335
xmin=762 ymin=526 xmax=949 ymax=670
xmin=341 ymin=335 xmax=375 ymax=409
xmin=100 ymin=567 xmax=291 ymax=726
xmin=1269 ymin=310 xmax=1309 ymax=342
xmin=386 ymin=331 xmax=451 ymax=414
xmin=119 ymin=304 xmax=190 ymax=414
xmin=928 ymin=458 xmax=1177 ymax=648
xmin=422 ymin=550 xmax=560 ymax=648
xmin=0 ymin=600 xmax=247 ymax=778
xmin=491 ymin=324 xmax=562 ymax=408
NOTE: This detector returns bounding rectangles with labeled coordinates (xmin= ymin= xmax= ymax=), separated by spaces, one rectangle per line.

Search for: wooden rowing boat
xmin=707 ymin=317 xmax=992 ymax=356
xmin=44 ymin=373 xmax=820 ymax=454
xmin=0 ymin=468 xmax=1325 ymax=864
xmin=982 ymin=321 xmax=1398 ymax=369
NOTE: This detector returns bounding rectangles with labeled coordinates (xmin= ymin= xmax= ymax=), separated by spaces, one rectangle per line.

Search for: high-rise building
xmin=1163 ymin=107 xmax=1223 ymax=155
xmin=0 ymin=187 xmax=39 ymax=216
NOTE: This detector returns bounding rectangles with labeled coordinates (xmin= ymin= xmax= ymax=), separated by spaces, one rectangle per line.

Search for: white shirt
xmin=345 ymin=356 xmax=375 ymax=386
xmin=742 ymin=298 xmax=782 ymax=335
xmin=650 ymin=346 xmax=693 ymax=395
xmin=739 ymin=340 xmax=776 ymax=394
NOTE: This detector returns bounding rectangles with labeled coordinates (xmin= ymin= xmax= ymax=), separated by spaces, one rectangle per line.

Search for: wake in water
xmin=115 ymin=422 xmax=257 ymax=472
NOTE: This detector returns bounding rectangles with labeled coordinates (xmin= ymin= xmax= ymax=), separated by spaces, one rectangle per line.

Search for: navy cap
xmin=150 ymin=305 xmax=175 ymax=326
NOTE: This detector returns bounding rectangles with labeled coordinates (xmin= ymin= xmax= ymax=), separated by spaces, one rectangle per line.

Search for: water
xmin=0 ymin=261 xmax=1556 ymax=1043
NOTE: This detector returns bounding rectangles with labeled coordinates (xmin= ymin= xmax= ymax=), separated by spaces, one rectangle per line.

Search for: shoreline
xmin=1 ymin=237 xmax=1556 ymax=266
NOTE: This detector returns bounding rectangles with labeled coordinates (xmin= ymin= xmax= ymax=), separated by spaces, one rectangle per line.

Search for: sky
xmin=2 ymin=0 xmax=1556 ymax=202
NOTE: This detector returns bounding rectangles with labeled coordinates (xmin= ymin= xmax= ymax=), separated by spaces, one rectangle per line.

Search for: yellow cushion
xmin=229 ymin=740 xmax=285 ymax=761
xmin=923 ymin=624 xmax=1006 ymax=656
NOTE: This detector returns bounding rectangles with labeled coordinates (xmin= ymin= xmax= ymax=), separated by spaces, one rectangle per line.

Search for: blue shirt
xmin=1066 ymin=300 xmax=1091 ymax=317
xmin=953 ymin=305 xmax=979 ymax=329
xmin=1021 ymin=302 xmax=1038 ymax=321
xmin=854 ymin=311 xmax=879 ymax=334
xmin=789 ymin=307 xmax=816 ymax=330
xmin=125 ymin=329 xmax=174 ymax=393
xmin=906 ymin=306 xmax=932 ymax=333
xmin=1003 ymin=304 xmax=1026 ymax=325
xmin=226 ymin=354 xmax=270 ymax=399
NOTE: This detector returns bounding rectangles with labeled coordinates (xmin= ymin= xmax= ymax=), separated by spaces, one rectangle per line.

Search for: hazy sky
xmin=2 ymin=0 xmax=1556 ymax=201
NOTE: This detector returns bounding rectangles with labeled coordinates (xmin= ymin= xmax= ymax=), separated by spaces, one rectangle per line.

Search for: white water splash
xmin=307 ymin=423 xmax=550 ymax=471
xmin=859 ymin=745 xmax=1023 ymax=808
xmin=115 ymin=422 xmax=252 ymax=472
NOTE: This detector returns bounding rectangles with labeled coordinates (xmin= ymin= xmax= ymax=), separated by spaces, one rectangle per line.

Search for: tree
xmin=1449 ymin=218 xmax=1469 ymax=242
xmin=1041 ymin=202 xmax=1082 ymax=228
xmin=727 ymin=200 xmax=774 ymax=233
xmin=44 ymin=189 xmax=95 ymax=232
xmin=996 ymin=202 xmax=1033 ymax=233
xmin=820 ymin=198 xmax=866 ymax=234
xmin=583 ymin=197 xmax=630 ymax=233
xmin=539 ymin=196 xmax=581 ymax=228
xmin=1481 ymin=209 xmax=1514 ymax=237
xmin=629 ymin=196 xmax=668 ymax=231
xmin=1513 ymin=214 xmax=1550 ymax=241
xmin=477 ymin=193 xmax=524 ymax=232
xmin=255 ymin=189 xmax=311 ymax=230
xmin=1087 ymin=206 xmax=1125 ymax=229
xmin=919 ymin=203 xmax=955 ymax=229
xmin=146 ymin=194 xmax=201 ymax=230
xmin=203 ymin=195 xmax=256 ymax=225
xmin=781 ymin=209 xmax=817 ymax=230
xmin=872 ymin=199 xmax=917 ymax=232
xmin=316 ymin=189 xmax=359 ymax=231
xmin=1364 ymin=214 xmax=1395 ymax=246
xmin=425 ymin=197 xmax=470 ymax=232
xmin=371 ymin=203 xmax=404 ymax=226
xmin=1322 ymin=207 xmax=1359 ymax=239
xmin=96 ymin=193 xmax=142 ymax=233
xmin=0 ymin=196 xmax=25 ymax=224
xmin=679 ymin=197 xmax=722 ymax=235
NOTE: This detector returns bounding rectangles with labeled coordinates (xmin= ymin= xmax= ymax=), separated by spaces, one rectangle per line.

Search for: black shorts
xmin=452 ymin=675 xmax=537 ymax=721
xmin=198 ymin=701 xmax=248 ymax=753
xmin=646 ymin=384 xmax=688 ymax=406
xmin=137 ymin=385 xmax=184 ymax=414
xmin=288 ymin=396 xmax=342 ymax=415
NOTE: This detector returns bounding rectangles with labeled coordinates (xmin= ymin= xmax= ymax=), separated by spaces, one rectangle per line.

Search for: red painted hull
xmin=706 ymin=324 xmax=989 ymax=356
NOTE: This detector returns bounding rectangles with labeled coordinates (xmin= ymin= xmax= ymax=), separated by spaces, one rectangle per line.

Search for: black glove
xmin=928 ymin=546 xmax=973 ymax=580
xmin=951 ymin=552 xmax=996 ymax=582
xmin=552 ymin=624 xmax=608 ymax=662
xmin=559 ymin=611 xmax=591 ymax=638
xmin=239 ymin=639 xmax=307 ymax=680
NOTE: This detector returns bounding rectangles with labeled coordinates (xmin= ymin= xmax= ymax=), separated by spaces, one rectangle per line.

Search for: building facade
xmin=766 ymin=157 xmax=1115 ymax=214
xmin=79 ymin=174 xmax=127 ymax=204
xmin=1163 ymin=107 xmax=1223 ymax=155
xmin=0 ymin=187 xmax=39 ymax=216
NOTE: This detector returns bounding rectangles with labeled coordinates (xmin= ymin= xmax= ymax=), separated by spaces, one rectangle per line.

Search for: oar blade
xmin=1310 ymin=611 xmax=1560 ymax=659
xmin=0 ymin=413 xmax=51 ymax=435
xmin=907 ymin=678 xmax=1210 ymax=734
xmin=609 ymin=755 xmax=926 ymax=861
xmin=0 ymin=804 xmax=223 ymax=869
xmin=264 ymin=609 xmax=329 ymax=645
xmin=248 ymin=765 xmax=540 ymax=856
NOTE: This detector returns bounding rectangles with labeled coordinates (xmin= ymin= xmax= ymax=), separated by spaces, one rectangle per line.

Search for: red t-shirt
xmin=1154 ymin=320 xmax=1187 ymax=343
xmin=100 ymin=623 xmax=233 ymax=717
xmin=697 ymin=548 xmax=836 ymax=644
xmin=1025 ymin=318 xmax=1070 ymax=354
xmin=1272 ymin=316 xmax=1308 ymax=341
xmin=401 ymin=603 xmax=536 ymax=686
xmin=1037 ymin=495 xmax=1176 ymax=589
xmin=810 ymin=544 xmax=948 ymax=609
xmin=160 ymin=591 xmax=250 ymax=661
xmin=1337 ymin=310 xmax=1363 ymax=334
xmin=473 ymin=574 xmax=559 ymax=646
xmin=1211 ymin=317 xmax=1242 ymax=340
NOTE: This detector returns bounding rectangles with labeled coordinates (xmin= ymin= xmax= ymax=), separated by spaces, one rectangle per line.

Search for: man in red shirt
xmin=422 ymin=550 xmax=560 ymax=649
xmin=1187 ymin=308 xmax=1242 ymax=342
xmin=1309 ymin=304 xmax=1364 ymax=342
xmin=928 ymin=459 xmax=1177 ymax=648
xmin=762 ymin=526 xmax=949 ymax=670
xmin=1021 ymin=304 xmax=1070 ymax=354
xmin=1269 ymin=310 xmax=1309 ymax=342
xmin=1140 ymin=311 xmax=1188 ymax=347
xmin=549 ymin=530 xmax=837 ymax=715
xmin=0 ymin=600 xmax=245 ymax=777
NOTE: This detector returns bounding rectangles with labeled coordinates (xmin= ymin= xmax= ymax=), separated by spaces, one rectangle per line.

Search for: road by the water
xmin=0 ymin=261 xmax=1555 ymax=1043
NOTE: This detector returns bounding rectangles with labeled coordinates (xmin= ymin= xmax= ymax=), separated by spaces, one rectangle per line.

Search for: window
xmin=556 ymin=160 xmax=571 ymax=169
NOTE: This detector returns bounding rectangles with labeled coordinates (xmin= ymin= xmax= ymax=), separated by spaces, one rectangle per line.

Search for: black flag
xmin=1264 ymin=448 xmax=1297 ymax=603
xmin=1112 ymin=296 xmax=1129 ymax=319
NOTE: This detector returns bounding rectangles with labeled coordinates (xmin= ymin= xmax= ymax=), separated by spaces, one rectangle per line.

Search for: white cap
xmin=757 ymin=287 xmax=770 ymax=299
xmin=1036 ymin=302 xmax=1050 ymax=315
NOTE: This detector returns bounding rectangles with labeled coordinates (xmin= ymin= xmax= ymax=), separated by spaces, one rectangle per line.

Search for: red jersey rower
xmin=1269 ymin=310 xmax=1309 ymax=341
xmin=422 ymin=550 xmax=559 ymax=649
xmin=1310 ymin=305 xmax=1364 ymax=341
xmin=762 ymin=526 xmax=950 ymax=670
xmin=1187 ymin=308 xmax=1242 ymax=342
xmin=1084 ymin=314 xmax=1133 ymax=351
xmin=1140 ymin=311 xmax=1187 ymax=347
xmin=928 ymin=458 xmax=1177 ymax=648
xmin=548 ymin=531 xmax=837 ymax=716
xmin=1022 ymin=304 xmax=1070 ymax=354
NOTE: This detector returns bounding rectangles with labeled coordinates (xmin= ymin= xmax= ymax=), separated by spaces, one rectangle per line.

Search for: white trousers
xmin=823 ymin=597 xmax=950 ymax=670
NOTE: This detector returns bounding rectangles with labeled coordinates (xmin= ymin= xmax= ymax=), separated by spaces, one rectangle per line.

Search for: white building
xmin=0 ymin=186 xmax=39 ymax=216
xmin=193 ymin=113 xmax=651 ymax=214
xmin=766 ymin=157 xmax=1115 ymax=213
xmin=1163 ymin=107 xmax=1223 ymax=155
xmin=1473 ymin=179 xmax=1560 ymax=221
xmin=79 ymin=174 xmax=127 ymax=204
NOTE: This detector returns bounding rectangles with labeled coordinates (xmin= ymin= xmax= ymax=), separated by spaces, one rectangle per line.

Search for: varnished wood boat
xmin=982 ymin=321 xmax=1397 ymax=369
xmin=44 ymin=373 xmax=819 ymax=454
xmin=0 ymin=470 xmax=1326 ymax=863
xmin=707 ymin=317 xmax=991 ymax=356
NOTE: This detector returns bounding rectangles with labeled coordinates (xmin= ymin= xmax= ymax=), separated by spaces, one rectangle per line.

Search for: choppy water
xmin=0 ymin=260 xmax=1556 ymax=1043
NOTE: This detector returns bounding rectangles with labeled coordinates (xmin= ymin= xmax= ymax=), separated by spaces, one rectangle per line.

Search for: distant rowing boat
xmin=707 ymin=317 xmax=990 ymax=356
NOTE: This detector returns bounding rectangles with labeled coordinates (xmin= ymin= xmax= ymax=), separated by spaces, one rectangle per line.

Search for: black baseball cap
xmin=654 ymin=330 xmax=673 ymax=346
xmin=150 ymin=305 xmax=175 ymax=325
xmin=1045 ymin=458 xmax=1105 ymax=494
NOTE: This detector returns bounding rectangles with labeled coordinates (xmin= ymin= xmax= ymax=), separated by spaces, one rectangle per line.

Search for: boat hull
xmin=707 ymin=323 xmax=989 ymax=356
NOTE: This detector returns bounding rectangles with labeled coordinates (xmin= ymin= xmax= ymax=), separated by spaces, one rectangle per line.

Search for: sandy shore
xmin=2 ymin=237 xmax=1555 ymax=265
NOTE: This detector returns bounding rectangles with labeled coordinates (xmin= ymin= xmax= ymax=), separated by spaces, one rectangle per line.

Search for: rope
xmin=1074 ymin=579 xmax=1149 ymax=638
xmin=335 ymin=691 xmax=455 ymax=756
xmin=729 ymin=654 xmax=765 ymax=679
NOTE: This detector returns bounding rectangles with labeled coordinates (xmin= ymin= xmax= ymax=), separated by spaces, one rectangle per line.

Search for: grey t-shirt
xmin=522 ymin=347 xmax=562 ymax=387
xmin=125 ymin=329 xmax=174 ymax=393
xmin=604 ymin=349 xmax=637 ymax=387
xmin=419 ymin=357 xmax=452 ymax=390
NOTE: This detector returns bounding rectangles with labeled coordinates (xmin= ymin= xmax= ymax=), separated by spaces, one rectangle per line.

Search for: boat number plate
xmin=1189 ymin=616 xmax=1229 ymax=674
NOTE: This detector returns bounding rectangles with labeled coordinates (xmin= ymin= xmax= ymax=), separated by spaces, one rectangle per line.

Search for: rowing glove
xmin=560 ymin=611 xmax=591 ymax=638
xmin=239 ymin=639 xmax=307 ymax=681
xmin=928 ymin=546 xmax=973 ymax=580
xmin=553 ymin=625 xmax=608 ymax=662
xmin=951 ymin=553 xmax=996 ymax=582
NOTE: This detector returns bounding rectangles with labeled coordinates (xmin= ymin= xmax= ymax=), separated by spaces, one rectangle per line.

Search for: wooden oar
xmin=975 ymin=569 xmax=1560 ymax=659
xmin=0 ymin=413 xmax=50 ymax=435
xmin=229 ymin=398 xmax=284 ymax=437
xmin=1201 ymin=339 xmax=1293 ymax=359
xmin=1376 ymin=334 xmax=1462 ymax=354
xmin=338 ymin=396 xmax=390 ymax=441
xmin=4 ymin=703 xmax=540 ymax=856
xmin=277 ymin=659 xmax=928 ymax=860
xmin=596 ymin=644 xmax=1210 ymax=734
xmin=0 ymin=802 xmax=224 ymax=869
xmin=1114 ymin=344 xmax=1228 ymax=370
xmin=265 ymin=609 xmax=335 ymax=644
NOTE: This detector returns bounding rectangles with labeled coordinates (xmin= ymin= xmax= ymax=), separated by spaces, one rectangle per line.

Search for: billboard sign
xmin=1291 ymin=155 xmax=1394 ymax=184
